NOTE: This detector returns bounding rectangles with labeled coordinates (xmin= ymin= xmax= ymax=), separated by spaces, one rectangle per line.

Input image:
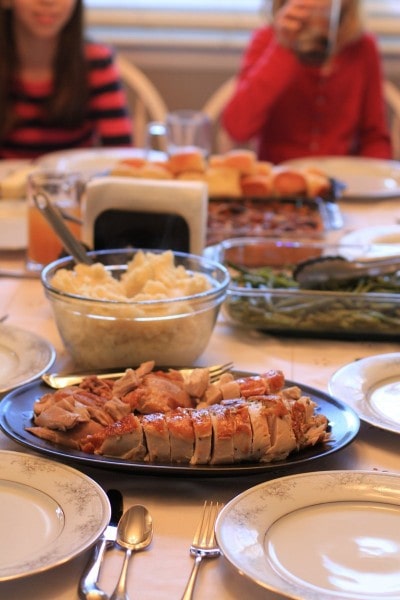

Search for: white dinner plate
xmin=340 ymin=225 xmax=400 ymax=258
xmin=0 ymin=450 xmax=110 ymax=581
xmin=0 ymin=200 xmax=28 ymax=249
xmin=216 ymin=470 xmax=400 ymax=600
xmin=36 ymin=147 xmax=165 ymax=177
xmin=328 ymin=352 xmax=400 ymax=435
xmin=0 ymin=324 xmax=56 ymax=394
xmin=284 ymin=156 xmax=400 ymax=199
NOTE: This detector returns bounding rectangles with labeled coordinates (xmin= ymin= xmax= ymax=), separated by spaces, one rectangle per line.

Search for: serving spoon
xmin=33 ymin=191 xmax=93 ymax=265
xmin=294 ymin=254 xmax=400 ymax=288
xmin=110 ymin=505 xmax=153 ymax=600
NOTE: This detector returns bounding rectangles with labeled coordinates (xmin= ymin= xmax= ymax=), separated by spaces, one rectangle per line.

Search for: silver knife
xmin=78 ymin=489 xmax=123 ymax=600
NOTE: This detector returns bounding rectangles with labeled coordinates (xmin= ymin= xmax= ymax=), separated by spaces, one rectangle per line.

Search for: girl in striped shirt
xmin=0 ymin=0 xmax=133 ymax=159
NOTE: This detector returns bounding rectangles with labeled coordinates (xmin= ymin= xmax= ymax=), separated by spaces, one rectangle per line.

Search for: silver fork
xmin=181 ymin=501 xmax=223 ymax=600
xmin=41 ymin=362 xmax=234 ymax=389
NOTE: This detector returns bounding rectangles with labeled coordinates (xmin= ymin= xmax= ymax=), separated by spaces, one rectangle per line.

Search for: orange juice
xmin=26 ymin=170 xmax=82 ymax=271
xmin=27 ymin=205 xmax=81 ymax=267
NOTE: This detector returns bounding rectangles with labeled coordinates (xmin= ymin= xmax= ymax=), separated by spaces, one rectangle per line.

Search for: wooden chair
xmin=383 ymin=79 xmax=400 ymax=160
xmin=115 ymin=54 xmax=168 ymax=148
xmin=202 ymin=76 xmax=247 ymax=154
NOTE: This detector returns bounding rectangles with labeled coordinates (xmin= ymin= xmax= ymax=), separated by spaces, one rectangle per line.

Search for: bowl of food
xmin=41 ymin=249 xmax=229 ymax=368
xmin=206 ymin=237 xmax=400 ymax=341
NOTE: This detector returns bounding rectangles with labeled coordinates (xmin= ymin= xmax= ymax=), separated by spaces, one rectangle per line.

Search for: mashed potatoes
xmin=46 ymin=250 xmax=226 ymax=369
xmin=51 ymin=250 xmax=211 ymax=301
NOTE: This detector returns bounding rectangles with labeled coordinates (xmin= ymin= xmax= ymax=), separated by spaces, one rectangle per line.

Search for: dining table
xmin=0 ymin=184 xmax=400 ymax=600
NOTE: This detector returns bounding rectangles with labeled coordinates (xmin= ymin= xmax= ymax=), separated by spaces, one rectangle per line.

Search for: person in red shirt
xmin=0 ymin=0 xmax=133 ymax=159
xmin=222 ymin=0 xmax=392 ymax=163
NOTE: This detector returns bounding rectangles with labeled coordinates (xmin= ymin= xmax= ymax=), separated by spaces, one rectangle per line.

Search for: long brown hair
xmin=271 ymin=0 xmax=364 ymax=50
xmin=0 ymin=0 xmax=89 ymax=142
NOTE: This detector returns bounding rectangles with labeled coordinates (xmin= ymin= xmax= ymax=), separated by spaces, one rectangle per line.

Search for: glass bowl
xmin=41 ymin=249 xmax=229 ymax=369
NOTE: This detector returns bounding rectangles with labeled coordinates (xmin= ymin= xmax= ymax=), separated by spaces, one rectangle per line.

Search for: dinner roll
xmin=135 ymin=163 xmax=173 ymax=179
xmin=304 ymin=171 xmax=331 ymax=198
xmin=254 ymin=160 xmax=274 ymax=176
xmin=240 ymin=174 xmax=272 ymax=197
xmin=205 ymin=166 xmax=242 ymax=197
xmin=167 ymin=150 xmax=206 ymax=175
xmin=270 ymin=166 xmax=308 ymax=196
xmin=221 ymin=149 xmax=257 ymax=175
xmin=176 ymin=171 xmax=206 ymax=181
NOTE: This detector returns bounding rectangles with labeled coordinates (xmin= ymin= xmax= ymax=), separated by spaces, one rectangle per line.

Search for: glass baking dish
xmin=206 ymin=195 xmax=343 ymax=246
xmin=206 ymin=237 xmax=400 ymax=340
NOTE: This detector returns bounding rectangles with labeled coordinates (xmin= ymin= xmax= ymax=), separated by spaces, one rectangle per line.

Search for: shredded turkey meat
xmin=26 ymin=362 xmax=330 ymax=465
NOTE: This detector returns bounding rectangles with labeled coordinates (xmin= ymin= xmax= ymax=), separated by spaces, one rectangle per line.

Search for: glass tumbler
xmin=147 ymin=110 xmax=212 ymax=157
xmin=26 ymin=170 xmax=82 ymax=272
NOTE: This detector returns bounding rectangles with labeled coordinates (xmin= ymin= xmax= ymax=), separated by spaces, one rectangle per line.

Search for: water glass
xmin=147 ymin=110 xmax=212 ymax=157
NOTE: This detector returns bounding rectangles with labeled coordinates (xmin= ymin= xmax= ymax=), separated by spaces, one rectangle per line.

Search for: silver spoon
xmin=294 ymin=253 xmax=400 ymax=288
xmin=33 ymin=191 xmax=93 ymax=265
xmin=110 ymin=505 xmax=153 ymax=600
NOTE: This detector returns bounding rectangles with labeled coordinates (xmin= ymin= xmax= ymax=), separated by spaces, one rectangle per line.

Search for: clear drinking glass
xmin=26 ymin=170 xmax=82 ymax=272
xmin=147 ymin=110 xmax=212 ymax=157
xmin=295 ymin=0 xmax=341 ymax=65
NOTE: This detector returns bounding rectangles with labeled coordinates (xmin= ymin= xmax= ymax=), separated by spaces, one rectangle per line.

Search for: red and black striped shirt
xmin=1 ymin=41 xmax=133 ymax=159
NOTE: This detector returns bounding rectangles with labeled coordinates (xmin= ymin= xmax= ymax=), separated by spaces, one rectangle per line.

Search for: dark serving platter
xmin=0 ymin=373 xmax=359 ymax=477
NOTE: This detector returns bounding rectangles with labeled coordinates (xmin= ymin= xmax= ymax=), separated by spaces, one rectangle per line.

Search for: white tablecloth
xmin=0 ymin=195 xmax=399 ymax=600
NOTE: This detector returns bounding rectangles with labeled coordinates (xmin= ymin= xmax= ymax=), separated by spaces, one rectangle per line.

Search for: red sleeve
xmin=222 ymin=27 xmax=301 ymax=142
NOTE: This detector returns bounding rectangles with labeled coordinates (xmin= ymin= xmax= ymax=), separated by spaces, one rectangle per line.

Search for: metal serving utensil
xmin=294 ymin=254 xmax=400 ymax=288
xmin=33 ymin=191 xmax=93 ymax=265
xmin=41 ymin=362 xmax=234 ymax=389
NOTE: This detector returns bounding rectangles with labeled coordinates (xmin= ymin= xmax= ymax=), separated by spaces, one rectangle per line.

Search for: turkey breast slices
xmin=26 ymin=364 xmax=330 ymax=465
xmin=78 ymin=394 xmax=328 ymax=465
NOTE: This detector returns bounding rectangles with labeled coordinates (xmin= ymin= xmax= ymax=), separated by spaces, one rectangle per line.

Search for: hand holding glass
xmin=295 ymin=0 xmax=341 ymax=65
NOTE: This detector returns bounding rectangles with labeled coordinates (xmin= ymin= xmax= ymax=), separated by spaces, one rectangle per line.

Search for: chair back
xmin=202 ymin=77 xmax=258 ymax=154
xmin=383 ymin=79 xmax=400 ymax=160
xmin=116 ymin=55 xmax=168 ymax=147
xmin=202 ymin=77 xmax=244 ymax=154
